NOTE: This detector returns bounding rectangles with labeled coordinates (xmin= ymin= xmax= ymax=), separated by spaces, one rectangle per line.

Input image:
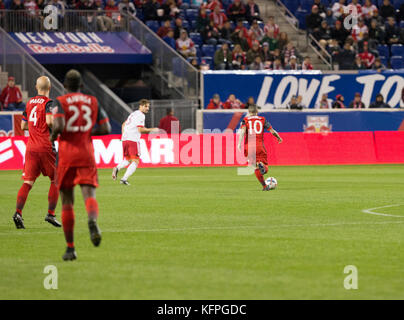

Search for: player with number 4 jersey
xmin=12 ymin=76 xmax=61 ymax=230
xmin=237 ymin=105 xmax=283 ymax=191
xmin=51 ymin=69 xmax=111 ymax=261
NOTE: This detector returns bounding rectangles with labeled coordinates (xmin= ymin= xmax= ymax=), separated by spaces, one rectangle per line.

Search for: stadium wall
xmin=1 ymin=132 xmax=404 ymax=170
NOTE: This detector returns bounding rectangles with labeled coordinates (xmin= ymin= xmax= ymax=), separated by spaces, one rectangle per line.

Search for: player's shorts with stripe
xmin=122 ymin=140 xmax=140 ymax=160
xmin=23 ymin=150 xmax=56 ymax=181
xmin=56 ymin=166 xmax=98 ymax=189
xmin=244 ymin=146 xmax=268 ymax=165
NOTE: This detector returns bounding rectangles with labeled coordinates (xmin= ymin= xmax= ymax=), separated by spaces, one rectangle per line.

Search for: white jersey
xmin=122 ymin=110 xmax=145 ymax=142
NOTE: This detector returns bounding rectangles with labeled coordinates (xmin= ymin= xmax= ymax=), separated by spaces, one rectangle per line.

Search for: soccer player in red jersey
xmin=13 ymin=76 xmax=61 ymax=229
xmin=50 ymin=70 xmax=111 ymax=261
xmin=237 ymin=105 xmax=283 ymax=190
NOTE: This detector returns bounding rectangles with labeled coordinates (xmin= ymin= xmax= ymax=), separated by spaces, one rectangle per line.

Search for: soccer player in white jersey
xmin=112 ymin=99 xmax=158 ymax=185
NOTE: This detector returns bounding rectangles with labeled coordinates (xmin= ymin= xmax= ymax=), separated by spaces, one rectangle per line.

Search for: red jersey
xmin=158 ymin=115 xmax=181 ymax=134
xmin=241 ymin=115 xmax=272 ymax=147
xmin=22 ymin=95 xmax=53 ymax=152
xmin=53 ymin=92 xmax=109 ymax=167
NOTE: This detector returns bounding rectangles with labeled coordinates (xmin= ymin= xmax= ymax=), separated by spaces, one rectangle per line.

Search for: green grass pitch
xmin=0 ymin=165 xmax=404 ymax=300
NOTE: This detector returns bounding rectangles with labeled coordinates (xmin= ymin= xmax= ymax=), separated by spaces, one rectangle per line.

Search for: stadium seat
xmin=145 ymin=20 xmax=160 ymax=33
xmin=300 ymin=0 xmax=313 ymax=11
xmin=242 ymin=21 xmax=250 ymax=29
xmin=186 ymin=9 xmax=198 ymax=20
xmin=190 ymin=20 xmax=197 ymax=31
xmin=283 ymin=0 xmax=300 ymax=14
xmin=216 ymin=44 xmax=222 ymax=51
xmin=190 ymin=4 xmax=200 ymax=9
xmin=257 ymin=21 xmax=265 ymax=30
xmin=390 ymin=56 xmax=404 ymax=69
xmin=201 ymin=44 xmax=215 ymax=57
xmin=377 ymin=44 xmax=389 ymax=58
xmin=391 ymin=44 xmax=404 ymax=57
xmin=295 ymin=9 xmax=308 ymax=30
xmin=182 ymin=20 xmax=190 ymax=29
xmin=201 ymin=56 xmax=214 ymax=69
xmin=189 ymin=32 xmax=203 ymax=46
xmin=194 ymin=44 xmax=202 ymax=57
xmin=379 ymin=56 xmax=388 ymax=66
xmin=400 ymin=21 xmax=404 ymax=29
xmin=180 ymin=3 xmax=190 ymax=9
xmin=172 ymin=57 xmax=184 ymax=77
xmin=187 ymin=56 xmax=201 ymax=65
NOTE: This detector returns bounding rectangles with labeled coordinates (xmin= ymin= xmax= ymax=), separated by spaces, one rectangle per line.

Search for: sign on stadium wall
xmin=202 ymin=71 xmax=404 ymax=109
xmin=1 ymin=132 xmax=404 ymax=170
xmin=9 ymin=32 xmax=152 ymax=64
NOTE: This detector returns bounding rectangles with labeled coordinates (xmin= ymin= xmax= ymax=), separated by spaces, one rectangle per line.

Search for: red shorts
xmin=123 ymin=140 xmax=140 ymax=161
xmin=244 ymin=146 xmax=268 ymax=165
xmin=56 ymin=166 xmax=98 ymax=190
xmin=23 ymin=150 xmax=56 ymax=181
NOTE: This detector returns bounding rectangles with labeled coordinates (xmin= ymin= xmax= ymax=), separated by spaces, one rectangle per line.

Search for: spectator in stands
xmin=261 ymin=29 xmax=278 ymax=52
xmin=231 ymin=44 xmax=246 ymax=68
xmin=200 ymin=59 xmax=211 ymax=70
xmin=347 ymin=0 xmax=362 ymax=18
xmin=249 ymin=55 xmax=264 ymax=70
xmin=95 ymin=0 xmax=113 ymax=31
xmin=351 ymin=17 xmax=368 ymax=45
xmin=214 ymin=42 xmax=233 ymax=70
xmin=325 ymin=8 xmax=336 ymax=27
xmin=105 ymin=0 xmax=120 ymax=27
xmin=227 ymin=0 xmax=246 ymax=22
xmin=143 ymin=0 xmax=160 ymax=21
xmin=163 ymin=29 xmax=176 ymax=49
xmin=161 ymin=0 xmax=179 ymax=20
xmin=277 ymin=32 xmax=289 ymax=52
xmin=362 ymin=0 xmax=378 ymax=22
xmin=231 ymin=28 xmax=250 ymax=51
xmin=24 ymin=0 xmax=39 ymax=16
xmin=202 ymin=20 xmax=221 ymax=45
xmin=261 ymin=42 xmax=272 ymax=62
xmin=36 ymin=0 xmax=45 ymax=10
xmin=210 ymin=5 xmax=227 ymax=30
xmin=0 ymin=77 xmax=24 ymax=111
xmin=220 ymin=20 xmax=233 ymax=44
xmin=314 ymin=20 xmax=332 ymax=46
xmin=234 ymin=18 xmax=249 ymax=39
xmin=331 ymin=20 xmax=349 ymax=47
xmin=337 ymin=41 xmax=356 ymax=69
xmin=119 ymin=0 xmax=137 ymax=19
xmin=332 ymin=94 xmax=345 ymax=108
xmin=207 ymin=0 xmax=223 ymax=11
xmin=244 ymin=96 xmax=255 ymax=109
xmin=327 ymin=38 xmax=341 ymax=61
xmin=353 ymin=56 xmax=366 ymax=69
xmin=379 ymin=0 xmax=395 ymax=20
xmin=157 ymin=19 xmax=172 ymax=38
xmin=283 ymin=42 xmax=300 ymax=65
xmin=313 ymin=0 xmax=326 ymax=17
xmin=272 ymin=57 xmax=283 ymax=70
xmin=370 ymin=93 xmax=390 ymax=108
xmin=301 ymin=56 xmax=313 ymax=70
xmin=384 ymin=16 xmax=401 ymax=45
xmin=264 ymin=16 xmax=279 ymax=39
xmin=315 ymin=94 xmax=332 ymax=109
xmin=285 ymin=55 xmax=299 ymax=70
xmin=331 ymin=0 xmax=346 ymax=19
xmin=368 ymin=18 xmax=385 ymax=49
xmin=176 ymin=30 xmax=196 ymax=58
xmin=158 ymin=108 xmax=181 ymax=133
xmin=174 ymin=18 xmax=188 ymax=39
xmin=207 ymin=93 xmax=223 ymax=109
xmin=349 ymin=92 xmax=365 ymax=108
xmin=246 ymin=40 xmax=262 ymax=64
xmin=287 ymin=95 xmax=305 ymax=110
xmin=223 ymin=94 xmax=244 ymax=109
xmin=196 ymin=7 xmax=210 ymax=33
xmin=190 ymin=57 xmax=200 ymax=70
xmin=11 ymin=0 xmax=24 ymax=10
xmin=245 ymin=0 xmax=261 ymax=23
xmin=306 ymin=5 xmax=322 ymax=34
xmin=372 ymin=58 xmax=386 ymax=72
xmin=246 ymin=19 xmax=262 ymax=41
xmin=357 ymin=41 xmax=375 ymax=68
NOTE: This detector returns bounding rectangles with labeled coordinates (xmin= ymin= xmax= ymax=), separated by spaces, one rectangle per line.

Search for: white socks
xmin=116 ymin=159 xmax=129 ymax=170
xmin=122 ymin=161 xmax=137 ymax=181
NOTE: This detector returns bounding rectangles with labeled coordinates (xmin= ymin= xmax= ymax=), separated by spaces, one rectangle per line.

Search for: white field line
xmin=362 ymin=204 xmax=404 ymax=218
xmin=1 ymin=220 xmax=404 ymax=236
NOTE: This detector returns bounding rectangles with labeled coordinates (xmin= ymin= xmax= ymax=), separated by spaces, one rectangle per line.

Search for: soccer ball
xmin=265 ymin=177 xmax=278 ymax=190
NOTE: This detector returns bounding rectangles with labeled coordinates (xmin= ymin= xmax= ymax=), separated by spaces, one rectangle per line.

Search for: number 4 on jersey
xmin=29 ymin=106 xmax=38 ymax=126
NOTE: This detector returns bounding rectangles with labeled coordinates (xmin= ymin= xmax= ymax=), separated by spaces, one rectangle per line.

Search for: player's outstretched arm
xmin=138 ymin=127 xmax=159 ymax=134
xmin=237 ymin=127 xmax=246 ymax=152
xmin=20 ymin=120 xmax=28 ymax=131
xmin=92 ymin=121 xmax=111 ymax=136
xmin=269 ymin=128 xmax=283 ymax=144
xmin=46 ymin=114 xmax=53 ymax=128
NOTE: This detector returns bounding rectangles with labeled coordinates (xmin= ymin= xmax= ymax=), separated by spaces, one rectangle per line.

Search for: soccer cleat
xmin=258 ymin=162 xmax=267 ymax=175
xmin=112 ymin=167 xmax=119 ymax=180
xmin=62 ymin=247 xmax=77 ymax=261
xmin=13 ymin=212 xmax=25 ymax=229
xmin=45 ymin=214 xmax=62 ymax=227
xmin=88 ymin=218 xmax=102 ymax=247
xmin=262 ymin=185 xmax=271 ymax=191
xmin=120 ymin=179 xmax=130 ymax=185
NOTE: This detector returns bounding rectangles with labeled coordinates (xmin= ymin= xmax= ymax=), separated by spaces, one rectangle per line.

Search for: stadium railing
xmin=0 ymin=27 xmax=64 ymax=100
xmin=128 ymin=99 xmax=199 ymax=130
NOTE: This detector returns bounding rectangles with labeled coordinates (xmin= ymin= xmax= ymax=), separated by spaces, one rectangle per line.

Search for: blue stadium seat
xmin=201 ymin=44 xmax=215 ymax=57
xmin=186 ymin=9 xmax=198 ymax=20
xmin=180 ymin=3 xmax=190 ymax=9
xmin=190 ymin=4 xmax=200 ymax=9
xmin=243 ymin=21 xmax=250 ymax=29
xmin=216 ymin=44 xmax=222 ymax=51
xmin=391 ymin=44 xmax=404 ymax=57
xmin=187 ymin=56 xmax=201 ymax=64
xmin=283 ymin=0 xmax=300 ymax=14
xmin=377 ymin=44 xmax=389 ymax=58
xmin=194 ymin=44 xmax=202 ymax=57
xmin=300 ymin=0 xmax=313 ymax=11
xmin=190 ymin=20 xmax=198 ymax=31
xmin=182 ymin=20 xmax=190 ymax=29
xmin=390 ymin=56 xmax=404 ymax=69
xmin=172 ymin=57 xmax=184 ymax=77
xmin=394 ymin=0 xmax=402 ymax=9
xmin=145 ymin=20 xmax=160 ymax=33
xmin=189 ymin=32 xmax=203 ymax=46
xmin=257 ymin=21 xmax=265 ymax=29
xmin=379 ymin=56 xmax=388 ymax=66
xmin=201 ymin=56 xmax=214 ymax=69
xmin=295 ymin=9 xmax=308 ymax=30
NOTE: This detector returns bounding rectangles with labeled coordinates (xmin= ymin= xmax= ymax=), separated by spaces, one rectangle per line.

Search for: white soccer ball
xmin=265 ymin=177 xmax=277 ymax=190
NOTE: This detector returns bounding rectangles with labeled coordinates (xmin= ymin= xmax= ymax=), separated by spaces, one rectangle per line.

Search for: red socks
xmin=62 ymin=204 xmax=75 ymax=248
xmin=254 ymin=169 xmax=266 ymax=187
xmin=48 ymin=183 xmax=59 ymax=216
xmin=85 ymin=197 xmax=99 ymax=220
xmin=16 ymin=183 xmax=32 ymax=215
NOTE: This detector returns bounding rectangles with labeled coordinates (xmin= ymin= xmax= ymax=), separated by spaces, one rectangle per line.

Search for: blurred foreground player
xmin=237 ymin=105 xmax=283 ymax=190
xmin=51 ymin=70 xmax=111 ymax=261
xmin=13 ymin=76 xmax=61 ymax=229
xmin=112 ymin=99 xmax=158 ymax=185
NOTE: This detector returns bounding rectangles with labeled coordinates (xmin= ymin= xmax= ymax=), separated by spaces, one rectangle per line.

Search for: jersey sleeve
xmin=264 ymin=120 xmax=272 ymax=130
xmin=52 ymin=99 xmax=65 ymax=118
xmin=136 ymin=113 xmax=145 ymax=127
xmin=96 ymin=105 xmax=109 ymax=125
xmin=45 ymin=100 xmax=53 ymax=115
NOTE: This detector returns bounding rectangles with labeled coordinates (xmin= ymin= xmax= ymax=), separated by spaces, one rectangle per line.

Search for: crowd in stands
xmin=0 ymin=76 xmax=25 ymax=111
xmin=302 ymin=0 xmax=404 ymax=69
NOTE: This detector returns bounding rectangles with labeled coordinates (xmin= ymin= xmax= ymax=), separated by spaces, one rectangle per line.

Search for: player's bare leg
xmin=112 ymin=159 xmax=129 ymax=180
xmin=81 ymin=185 xmax=101 ymax=247
xmin=13 ymin=180 xmax=34 ymax=229
xmin=60 ymin=188 xmax=77 ymax=261
xmin=120 ymin=159 xmax=138 ymax=185
xmin=44 ymin=180 xmax=61 ymax=227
